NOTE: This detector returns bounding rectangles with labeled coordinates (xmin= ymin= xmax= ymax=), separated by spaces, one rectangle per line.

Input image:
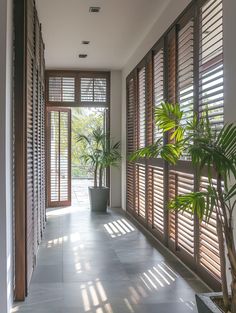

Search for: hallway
xmin=13 ymin=202 xmax=209 ymax=313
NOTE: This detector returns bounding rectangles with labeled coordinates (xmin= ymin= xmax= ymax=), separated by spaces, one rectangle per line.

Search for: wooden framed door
xmin=46 ymin=108 xmax=71 ymax=207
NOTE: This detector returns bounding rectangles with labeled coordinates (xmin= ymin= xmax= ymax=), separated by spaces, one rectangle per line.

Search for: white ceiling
xmin=36 ymin=0 xmax=168 ymax=70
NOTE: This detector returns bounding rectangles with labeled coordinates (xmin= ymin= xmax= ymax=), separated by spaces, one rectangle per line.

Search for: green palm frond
xmin=224 ymin=183 xmax=236 ymax=202
xmin=76 ymin=134 xmax=90 ymax=144
xmin=169 ymin=186 xmax=216 ymax=221
xmin=129 ymin=141 xmax=162 ymax=162
xmin=155 ymin=102 xmax=183 ymax=132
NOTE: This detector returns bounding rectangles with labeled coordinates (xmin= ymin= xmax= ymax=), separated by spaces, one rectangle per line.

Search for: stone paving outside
xmin=72 ymin=178 xmax=93 ymax=208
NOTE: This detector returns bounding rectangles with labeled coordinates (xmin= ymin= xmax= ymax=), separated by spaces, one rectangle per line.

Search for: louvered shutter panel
xmin=148 ymin=166 xmax=164 ymax=234
xmin=135 ymin=164 xmax=146 ymax=219
xmin=27 ymin=0 xmax=34 ymax=52
xmin=40 ymin=35 xmax=46 ymax=232
xmin=35 ymin=15 xmax=40 ymax=68
xmin=48 ymin=77 xmax=75 ymax=103
xmin=26 ymin=48 xmax=35 ymax=287
xmin=94 ymin=78 xmax=107 ymax=102
xmin=126 ymin=78 xmax=136 ymax=212
xmin=33 ymin=68 xmax=39 ymax=255
xmin=199 ymin=176 xmax=221 ymax=279
xmin=80 ymin=77 xmax=107 ymax=105
xmin=199 ymin=0 xmax=224 ymax=130
xmin=80 ymin=78 xmax=93 ymax=102
xmin=138 ymin=67 xmax=146 ymax=149
xmin=167 ymin=29 xmax=178 ymax=252
xmin=41 ymin=85 xmax=46 ymax=229
xmin=47 ymin=109 xmax=71 ymax=207
xmin=146 ymin=58 xmax=153 ymax=146
xmin=178 ymin=18 xmax=194 ymax=160
xmin=37 ymin=78 xmax=42 ymax=242
xmin=153 ymin=49 xmax=164 ymax=142
xmin=167 ymin=29 xmax=177 ymax=104
xmin=169 ymin=171 xmax=195 ymax=256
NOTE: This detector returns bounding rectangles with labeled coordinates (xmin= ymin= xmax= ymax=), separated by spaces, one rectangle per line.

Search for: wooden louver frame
xmin=45 ymin=70 xmax=110 ymax=108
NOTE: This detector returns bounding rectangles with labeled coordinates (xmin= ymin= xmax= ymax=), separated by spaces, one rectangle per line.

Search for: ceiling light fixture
xmin=79 ymin=54 xmax=88 ymax=58
xmin=82 ymin=41 xmax=90 ymax=45
xmin=89 ymin=7 xmax=101 ymax=13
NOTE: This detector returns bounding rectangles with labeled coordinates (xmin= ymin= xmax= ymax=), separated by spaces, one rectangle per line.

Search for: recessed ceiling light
xmin=79 ymin=54 xmax=88 ymax=58
xmin=82 ymin=41 xmax=90 ymax=45
xmin=89 ymin=7 xmax=101 ymax=13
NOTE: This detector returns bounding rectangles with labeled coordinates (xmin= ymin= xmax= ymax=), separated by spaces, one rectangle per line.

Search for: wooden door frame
xmin=46 ymin=107 xmax=72 ymax=207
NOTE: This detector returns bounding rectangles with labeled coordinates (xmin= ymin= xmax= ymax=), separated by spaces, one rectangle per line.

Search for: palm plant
xmin=77 ymin=127 xmax=121 ymax=188
xmin=130 ymin=102 xmax=236 ymax=313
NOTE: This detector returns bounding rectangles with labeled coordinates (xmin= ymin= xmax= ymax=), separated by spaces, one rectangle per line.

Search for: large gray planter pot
xmin=196 ymin=293 xmax=223 ymax=313
xmin=88 ymin=187 xmax=109 ymax=212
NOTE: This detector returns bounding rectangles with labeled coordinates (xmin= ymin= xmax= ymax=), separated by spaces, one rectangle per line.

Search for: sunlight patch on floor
xmin=138 ymin=261 xmax=178 ymax=292
xmin=80 ymin=279 xmax=114 ymax=313
xmin=104 ymin=219 xmax=135 ymax=238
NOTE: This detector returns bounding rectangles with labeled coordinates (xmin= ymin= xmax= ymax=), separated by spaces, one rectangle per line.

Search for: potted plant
xmin=130 ymin=103 xmax=236 ymax=313
xmin=77 ymin=127 xmax=121 ymax=212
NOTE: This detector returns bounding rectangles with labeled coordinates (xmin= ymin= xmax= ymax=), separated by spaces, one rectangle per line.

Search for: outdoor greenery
xmin=130 ymin=103 xmax=236 ymax=313
xmin=72 ymin=107 xmax=105 ymax=178
xmin=76 ymin=127 xmax=121 ymax=188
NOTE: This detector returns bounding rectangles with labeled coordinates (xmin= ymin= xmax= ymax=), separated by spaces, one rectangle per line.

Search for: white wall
xmin=121 ymin=0 xmax=191 ymax=210
xmin=110 ymin=71 xmax=122 ymax=208
xmin=0 ymin=0 xmax=13 ymax=312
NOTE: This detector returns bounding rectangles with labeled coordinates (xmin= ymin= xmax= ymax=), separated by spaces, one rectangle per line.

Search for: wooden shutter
xmin=153 ymin=48 xmax=164 ymax=142
xmin=138 ymin=67 xmax=146 ymax=148
xmin=33 ymin=68 xmax=39 ymax=255
xmin=135 ymin=164 xmax=146 ymax=219
xmin=47 ymin=108 xmax=71 ymax=207
xmin=167 ymin=28 xmax=177 ymax=104
xmin=169 ymin=171 xmax=195 ymax=257
xmin=80 ymin=77 xmax=107 ymax=104
xmin=146 ymin=57 xmax=153 ymax=146
xmin=178 ymin=18 xmax=194 ymax=161
xmin=126 ymin=77 xmax=136 ymax=212
xmin=199 ymin=0 xmax=224 ymax=130
xmin=148 ymin=166 xmax=164 ymax=234
xmin=26 ymin=47 xmax=35 ymax=288
xmin=40 ymin=35 xmax=46 ymax=232
xmin=48 ymin=76 xmax=75 ymax=103
xmin=178 ymin=18 xmax=194 ymax=129
xmin=199 ymin=176 xmax=221 ymax=280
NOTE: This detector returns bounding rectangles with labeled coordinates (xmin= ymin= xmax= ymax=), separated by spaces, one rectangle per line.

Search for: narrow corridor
xmin=13 ymin=192 xmax=209 ymax=313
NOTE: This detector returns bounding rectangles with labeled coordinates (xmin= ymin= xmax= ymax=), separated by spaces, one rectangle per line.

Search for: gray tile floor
xmin=13 ymin=180 xmax=210 ymax=313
